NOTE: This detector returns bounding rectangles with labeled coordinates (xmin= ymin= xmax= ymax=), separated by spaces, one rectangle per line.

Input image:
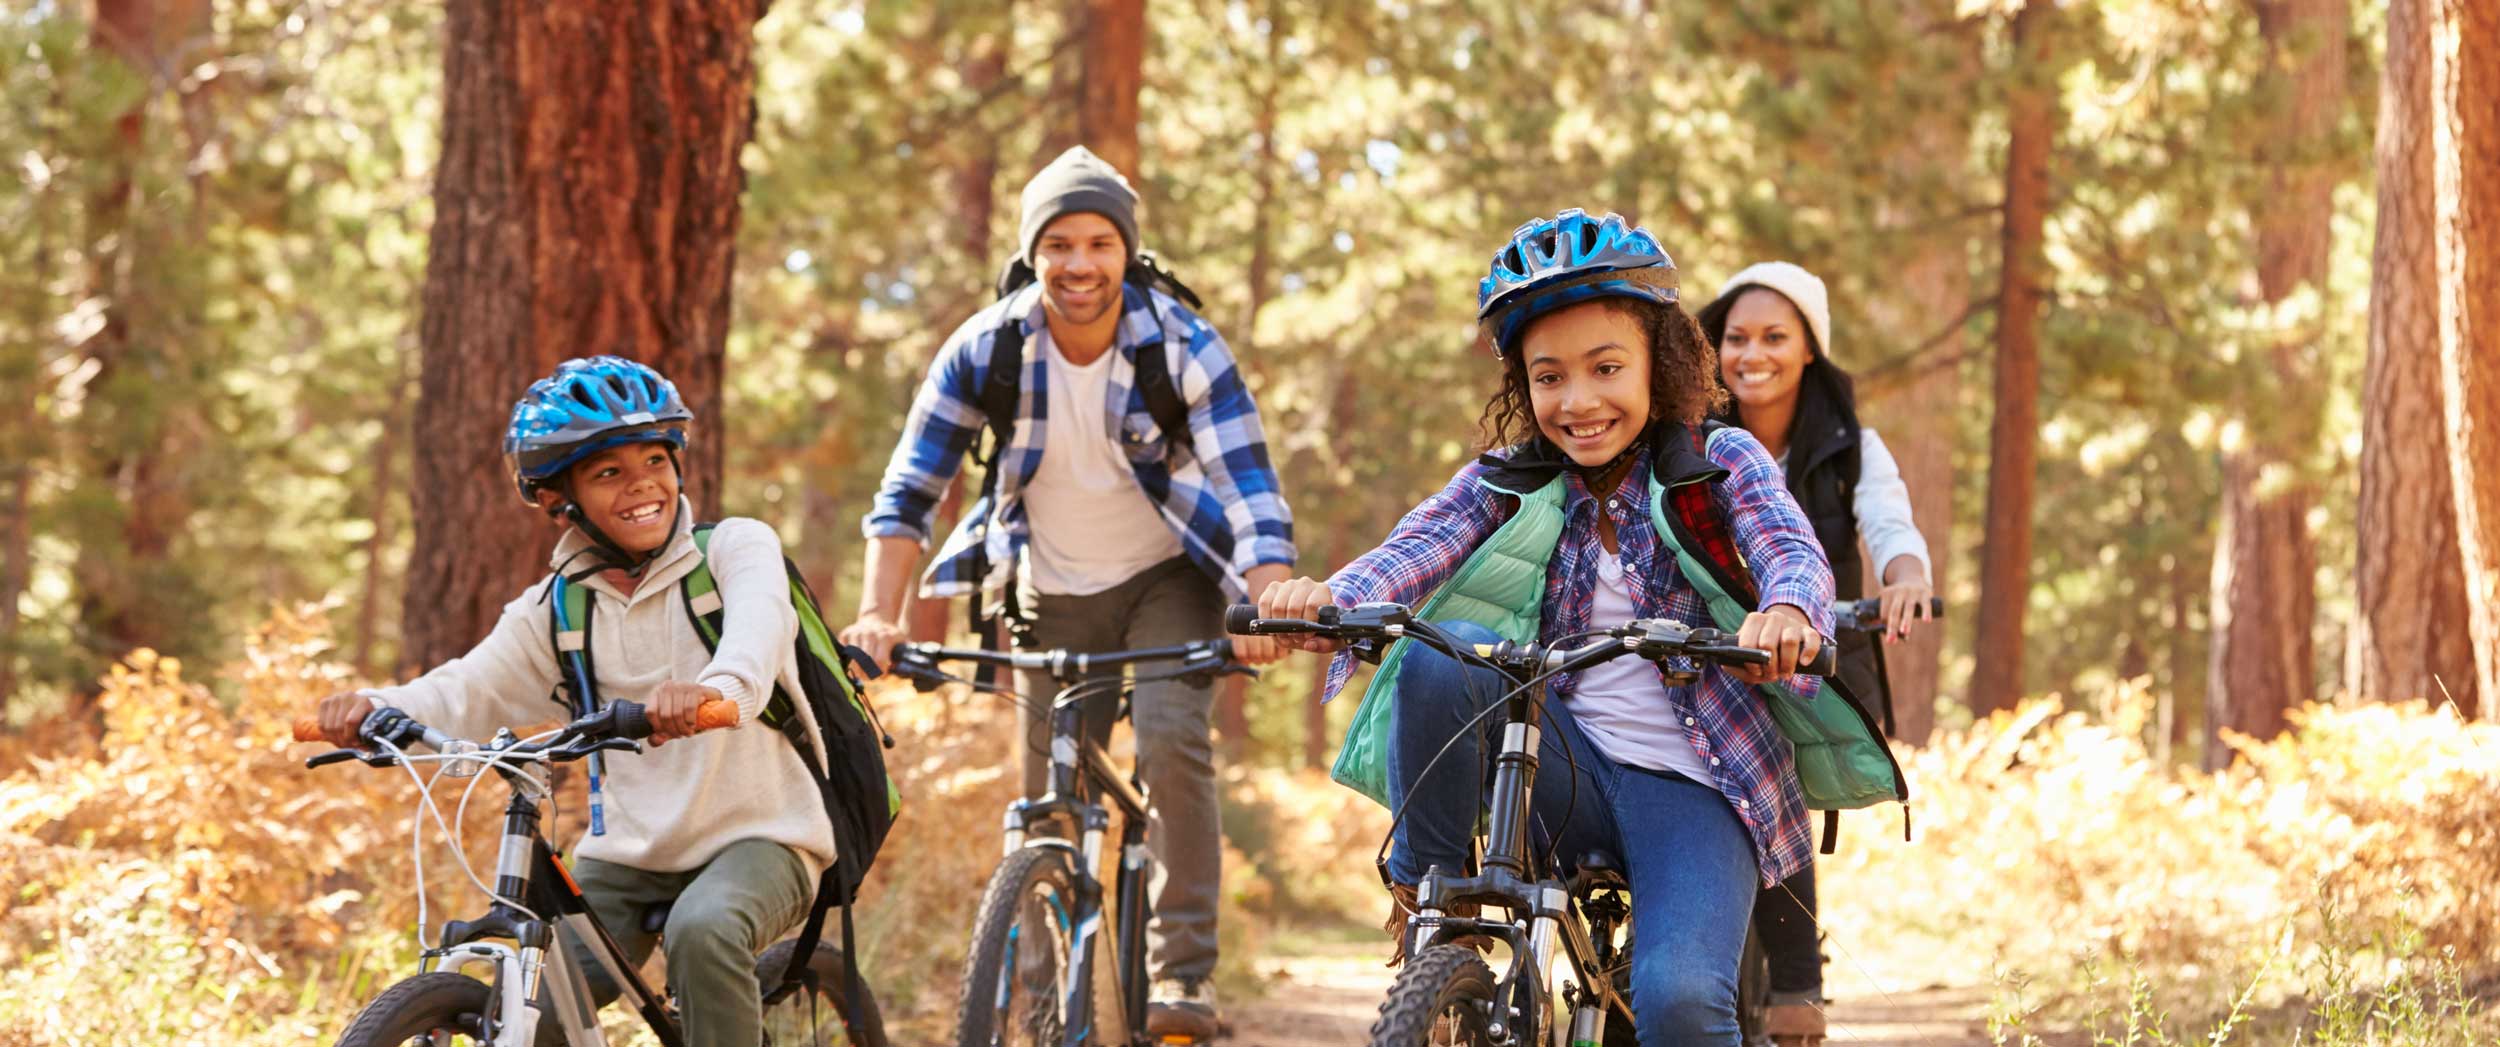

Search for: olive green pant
xmin=561 ymin=838 xmax=814 ymax=1047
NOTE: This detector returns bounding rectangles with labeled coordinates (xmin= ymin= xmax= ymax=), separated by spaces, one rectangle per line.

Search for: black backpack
xmin=965 ymin=253 xmax=1203 ymax=644
xmin=548 ymin=524 xmax=897 ymax=1029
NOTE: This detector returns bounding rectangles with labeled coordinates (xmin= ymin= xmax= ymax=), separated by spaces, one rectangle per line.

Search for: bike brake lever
xmin=306 ymin=749 xmax=362 ymax=769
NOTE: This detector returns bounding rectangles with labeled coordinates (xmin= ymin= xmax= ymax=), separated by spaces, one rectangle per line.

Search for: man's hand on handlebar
xmin=1249 ymin=576 xmax=1345 ymax=653
xmin=315 ymin=691 xmax=377 ymax=748
xmin=838 ymin=612 xmax=909 ymax=671
xmin=1733 ymin=604 xmax=1822 ymax=685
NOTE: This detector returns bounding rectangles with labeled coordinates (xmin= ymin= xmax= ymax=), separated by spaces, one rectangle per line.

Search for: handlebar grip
xmin=694 ymin=699 xmax=739 ymax=731
xmin=292 ymin=716 xmax=322 ymax=743
xmin=1804 ymin=644 xmax=1837 ymax=677
xmin=1223 ymin=604 xmax=1259 ymax=635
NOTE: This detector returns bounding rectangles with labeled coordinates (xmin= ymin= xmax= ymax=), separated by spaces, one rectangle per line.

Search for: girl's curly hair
xmin=1474 ymin=270 xmax=1727 ymax=451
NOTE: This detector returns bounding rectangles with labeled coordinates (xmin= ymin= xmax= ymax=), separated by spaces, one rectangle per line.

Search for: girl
xmin=1257 ymin=210 xmax=1835 ymax=1046
xmin=1699 ymin=263 xmax=1937 ymax=1047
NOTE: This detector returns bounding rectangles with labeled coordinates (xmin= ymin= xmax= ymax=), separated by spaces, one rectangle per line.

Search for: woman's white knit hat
xmin=1715 ymin=261 xmax=1834 ymax=363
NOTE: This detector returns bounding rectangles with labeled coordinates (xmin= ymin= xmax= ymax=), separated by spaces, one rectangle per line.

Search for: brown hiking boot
xmin=1383 ymin=883 xmax=1495 ymax=967
xmin=1143 ymin=977 xmax=1221 ymax=1043
xmin=1764 ymin=1000 xmax=1827 ymax=1047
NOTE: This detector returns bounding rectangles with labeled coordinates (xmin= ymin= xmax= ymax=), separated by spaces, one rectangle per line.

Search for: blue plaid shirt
xmin=1321 ymin=429 xmax=1834 ymax=885
xmin=864 ymin=283 xmax=1296 ymax=603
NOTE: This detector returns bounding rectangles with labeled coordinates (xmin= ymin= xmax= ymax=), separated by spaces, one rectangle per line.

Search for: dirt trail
xmin=1222 ymin=936 xmax=1999 ymax=1047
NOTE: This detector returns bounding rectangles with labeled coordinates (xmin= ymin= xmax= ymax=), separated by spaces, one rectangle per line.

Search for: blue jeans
xmin=1385 ymin=621 xmax=1759 ymax=1047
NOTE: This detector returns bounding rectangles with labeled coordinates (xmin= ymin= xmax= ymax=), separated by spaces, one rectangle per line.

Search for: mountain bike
xmin=291 ymin=699 xmax=887 ymax=1047
xmin=1733 ymin=595 xmax=1942 ymax=1047
xmin=884 ymin=636 xmax=1250 ymax=1047
xmin=1226 ymin=601 xmax=1833 ymax=1047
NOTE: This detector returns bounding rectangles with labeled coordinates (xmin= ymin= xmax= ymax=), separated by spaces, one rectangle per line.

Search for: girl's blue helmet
xmin=504 ymin=356 xmax=692 ymax=502
xmin=1477 ymin=208 xmax=1679 ymax=353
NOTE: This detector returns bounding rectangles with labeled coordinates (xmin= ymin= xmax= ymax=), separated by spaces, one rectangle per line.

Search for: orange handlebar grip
xmin=293 ymin=717 xmax=323 ymax=742
xmin=694 ymin=699 xmax=740 ymax=732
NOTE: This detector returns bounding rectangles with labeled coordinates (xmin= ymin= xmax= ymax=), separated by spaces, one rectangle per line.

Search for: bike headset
xmin=504 ymin=356 xmax=695 ymax=583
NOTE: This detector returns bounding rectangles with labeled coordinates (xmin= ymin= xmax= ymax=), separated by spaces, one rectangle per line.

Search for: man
xmin=840 ymin=145 xmax=1294 ymax=1039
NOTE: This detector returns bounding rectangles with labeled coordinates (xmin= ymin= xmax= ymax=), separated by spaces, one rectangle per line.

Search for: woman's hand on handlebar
xmin=647 ymin=681 xmax=725 ymax=746
xmin=1252 ymin=576 xmax=1345 ymax=653
xmin=315 ymin=691 xmax=376 ymax=748
xmin=1877 ymin=573 xmax=1935 ymax=644
xmin=1734 ymin=604 xmax=1822 ymax=684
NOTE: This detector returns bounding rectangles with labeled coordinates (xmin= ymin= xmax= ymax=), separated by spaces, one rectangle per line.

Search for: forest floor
xmin=1223 ymin=922 xmax=2009 ymax=1047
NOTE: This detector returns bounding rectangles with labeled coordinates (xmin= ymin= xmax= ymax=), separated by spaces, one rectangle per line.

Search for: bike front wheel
xmin=1368 ymin=945 xmax=1502 ymax=1047
xmin=757 ymin=936 xmax=891 ymax=1047
xmin=953 ymin=845 xmax=1125 ymax=1047
xmin=334 ymin=971 xmax=502 ymax=1047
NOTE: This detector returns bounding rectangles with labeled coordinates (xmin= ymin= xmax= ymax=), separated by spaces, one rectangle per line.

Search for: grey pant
xmin=562 ymin=838 xmax=814 ymax=1047
xmin=1015 ymin=556 xmax=1224 ymax=984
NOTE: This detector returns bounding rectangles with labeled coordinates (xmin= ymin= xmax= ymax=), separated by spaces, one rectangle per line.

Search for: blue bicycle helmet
xmin=504 ymin=355 xmax=692 ymax=503
xmin=1477 ymin=208 xmax=1678 ymax=353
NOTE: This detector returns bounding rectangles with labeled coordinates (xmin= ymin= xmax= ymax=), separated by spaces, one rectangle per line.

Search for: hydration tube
xmin=551 ymin=575 xmax=609 ymax=837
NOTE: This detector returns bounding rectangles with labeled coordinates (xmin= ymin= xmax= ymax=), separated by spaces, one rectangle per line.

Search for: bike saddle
xmin=639 ymin=901 xmax=673 ymax=935
xmin=1567 ymin=851 xmax=1629 ymax=895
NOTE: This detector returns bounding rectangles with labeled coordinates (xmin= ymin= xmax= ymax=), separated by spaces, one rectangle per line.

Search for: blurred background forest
xmin=4 ymin=0 xmax=2499 ymax=1043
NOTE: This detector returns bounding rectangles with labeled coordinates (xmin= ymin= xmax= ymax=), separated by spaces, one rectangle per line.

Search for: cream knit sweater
xmin=369 ymin=503 xmax=836 ymax=879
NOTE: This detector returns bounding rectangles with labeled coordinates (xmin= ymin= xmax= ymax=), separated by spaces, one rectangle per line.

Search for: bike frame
xmin=998 ymin=673 xmax=1157 ymax=1046
xmin=1401 ymin=646 xmax=1635 ymax=1046
xmin=406 ymin=755 xmax=687 ymax=1047
xmin=895 ymin=639 xmax=1237 ymax=1047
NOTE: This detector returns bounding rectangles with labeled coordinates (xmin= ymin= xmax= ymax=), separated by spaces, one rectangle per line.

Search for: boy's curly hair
xmin=1474 ymin=269 xmax=1727 ymax=451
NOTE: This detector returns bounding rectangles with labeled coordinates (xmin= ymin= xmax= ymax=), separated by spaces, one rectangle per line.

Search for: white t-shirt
xmin=1561 ymin=547 xmax=1715 ymax=782
xmin=1021 ymin=331 xmax=1186 ymax=595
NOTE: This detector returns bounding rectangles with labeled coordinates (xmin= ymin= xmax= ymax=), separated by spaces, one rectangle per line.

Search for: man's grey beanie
xmin=1018 ymin=145 xmax=1141 ymax=266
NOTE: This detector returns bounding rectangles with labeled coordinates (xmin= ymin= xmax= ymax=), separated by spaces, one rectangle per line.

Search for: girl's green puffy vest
xmin=1329 ymin=427 xmax=1906 ymax=816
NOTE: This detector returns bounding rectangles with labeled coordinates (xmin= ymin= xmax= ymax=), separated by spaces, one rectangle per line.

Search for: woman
xmin=1698 ymin=261 xmax=1935 ymax=1047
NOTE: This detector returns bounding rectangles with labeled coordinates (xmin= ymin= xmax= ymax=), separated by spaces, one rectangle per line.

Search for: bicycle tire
xmin=1736 ymin=926 xmax=1772 ymax=1047
xmin=334 ymin=971 xmax=499 ymax=1047
xmin=1367 ymin=944 xmax=1501 ymax=1047
xmin=953 ymin=846 xmax=1123 ymax=1047
xmin=757 ymin=937 xmax=892 ymax=1047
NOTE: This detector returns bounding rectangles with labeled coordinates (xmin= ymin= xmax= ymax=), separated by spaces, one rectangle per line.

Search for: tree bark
xmin=2351 ymin=0 xmax=2475 ymax=711
xmin=1969 ymin=0 xmax=2057 ymax=719
xmin=2208 ymin=0 xmax=2348 ymax=766
xmin=2433 ymin=0 xmax=2500 ymax=719
xmin=403 ymin=0 xmax=768 ymax=670
xmin=1076 ymin=0 xmax=1145 ymax=180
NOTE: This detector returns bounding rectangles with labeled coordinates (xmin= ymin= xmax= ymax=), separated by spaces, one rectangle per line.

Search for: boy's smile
xmin=549 ymin=441 xmax=682 ymax=554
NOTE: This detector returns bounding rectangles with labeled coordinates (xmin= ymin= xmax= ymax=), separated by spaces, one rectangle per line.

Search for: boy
xmin=313 ymin=355 xmax=834 ymax=1047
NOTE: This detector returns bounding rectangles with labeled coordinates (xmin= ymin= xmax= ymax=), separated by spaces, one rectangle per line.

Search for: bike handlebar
xmin=292 ymin=698 xmax=739 ymax=764
xmin=1830 ymin=596 xmax=1944 ymax=632
xmin=886 ymin=637 xmax=1246 ymax=692
xmin=1224 ymin=602 xmax=1836 ymax=678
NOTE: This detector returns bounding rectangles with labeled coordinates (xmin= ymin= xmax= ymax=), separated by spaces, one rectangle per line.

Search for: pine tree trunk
xmin=1077 ymin=0 xmax=1145 ymax=180
xmin=2433 ymin=0 xmax=2500 ymax=720
xmin=0 ymin=458 xmax=30 ymax=716
xmin=1969 ymin=0 xmax=2056 ymax=719
xmin=354 ymin=363 xmax=410 ymax=679
xmin=402 ymin=0 xmax=768 ymax=670
xmin=69 ymin=0 xmax=213 ymax=684
xmin=2208 ymin=0 xmax=2348 ymax=766
xmin=2352 ymin=0 xmax=2476 ymax=711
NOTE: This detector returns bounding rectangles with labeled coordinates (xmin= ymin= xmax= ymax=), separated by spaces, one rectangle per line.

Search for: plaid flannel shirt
xmin=863 ymin=283 xmax=1296 ymax=603
xmin=1321 ymin=427 xmax=1834 ymax=885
